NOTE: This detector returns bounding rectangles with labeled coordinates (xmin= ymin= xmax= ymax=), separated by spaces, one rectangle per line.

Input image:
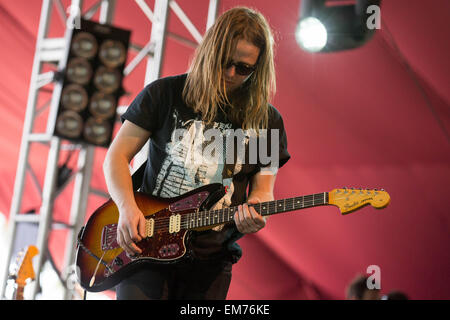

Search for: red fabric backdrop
xmin=0 ymin=0 xmax=449 ymax=299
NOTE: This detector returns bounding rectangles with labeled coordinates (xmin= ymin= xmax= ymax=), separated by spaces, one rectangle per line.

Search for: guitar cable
xmin=76 ymin=227 xmax=113 ymax=272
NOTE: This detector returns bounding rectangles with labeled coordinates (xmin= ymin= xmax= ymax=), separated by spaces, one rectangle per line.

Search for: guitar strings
xmin=108 ymin=198 xmax=320 ymax=234
xmin=105 ymin=199 xmax=320 ymax=237
xmin=109 ymin=194 xmax=330 ymax=231
xmin=103 ymin=191 xmax=376 ymax=239
xmin=146 ymin=198 xmax=319 ymax=226
xmin=146 ymin=197 xmax=319 ymax=226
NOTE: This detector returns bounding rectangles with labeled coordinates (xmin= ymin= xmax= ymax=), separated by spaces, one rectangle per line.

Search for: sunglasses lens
xmin=225 ymin=61 xmax=255 ymax=76
xmin=235 ymin=64 xmax=254 ymax=76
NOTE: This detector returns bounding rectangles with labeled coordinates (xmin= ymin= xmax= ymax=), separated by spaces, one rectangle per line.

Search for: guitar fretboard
xmin=183 ymin=192 xmax=329 ymax=229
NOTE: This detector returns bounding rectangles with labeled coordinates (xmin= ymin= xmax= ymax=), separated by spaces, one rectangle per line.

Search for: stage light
xmin=93 ymin=66 xmax=121 ymax=93
xmin=295 ymin=17 xmax=327 ymax=52
xmin=83 ymin=117 xmax=112 ymax=146
xmin=71 ymin=32 xmax=98 ymax=59
xmin=99 ymin=40 xmax=127 ymax=68
xmin=89 ymin=92 xmax=117 ymax=119
xmin=296 ymin=0 xmax=381 ymax=53
xmin=66 ymin=57 xmax=92 ymax=85
xmin=61 ymin=84 xmax=88 ymax=112
xmin=53 ymin=19 xmax=131 ymax=147
xmin=56 ymin=111 xmax=84 ymax=138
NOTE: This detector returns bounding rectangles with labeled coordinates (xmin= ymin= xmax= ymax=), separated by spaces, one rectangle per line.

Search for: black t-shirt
xmin=121 ymin=73 xmax=290 ymax=263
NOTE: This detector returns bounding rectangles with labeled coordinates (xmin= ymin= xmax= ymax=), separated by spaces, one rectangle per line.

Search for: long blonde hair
xmin=183 ymin=7 xmax=276 ymax=130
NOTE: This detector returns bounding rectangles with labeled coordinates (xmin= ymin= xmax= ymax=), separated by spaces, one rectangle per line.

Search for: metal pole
xmin=0 ymin=0 xmax=53 ymax=299
xmin=133 ymin=0 xmax=170 ymax=170
xmin=61 ymin=0 xmax=116 ymax=300
xmin=206 ymin=0 xmax=220 ymax=30
xmin=62 ymin=146 xmax=95 ymax=300
xmin=30 ymin=137 xmax=62 ymax=299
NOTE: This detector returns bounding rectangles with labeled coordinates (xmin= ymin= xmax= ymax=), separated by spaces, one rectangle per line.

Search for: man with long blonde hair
xmin=104 ymin=7 xmax=290 ymax=299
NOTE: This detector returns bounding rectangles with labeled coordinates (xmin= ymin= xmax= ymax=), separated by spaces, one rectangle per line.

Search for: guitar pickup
xmin=169 ymin=214 xmax=181 ymax=233
xmin=145 ymin=218 xmax=154 ymax=238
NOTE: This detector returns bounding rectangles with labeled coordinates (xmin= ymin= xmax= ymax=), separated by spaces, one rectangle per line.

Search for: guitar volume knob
xmin=114 ymin=257 xmax=123 ymax=266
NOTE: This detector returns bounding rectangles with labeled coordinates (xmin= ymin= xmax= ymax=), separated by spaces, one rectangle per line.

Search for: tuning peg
xmin=7 ymin=274 xmax=17 ymax=281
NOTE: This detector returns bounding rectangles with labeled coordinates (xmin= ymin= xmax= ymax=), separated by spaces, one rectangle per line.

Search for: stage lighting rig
xmin=52 ymin=19 xmax=131 ymax=147
xmin=296 ymin=0 xmax=381 ymax=53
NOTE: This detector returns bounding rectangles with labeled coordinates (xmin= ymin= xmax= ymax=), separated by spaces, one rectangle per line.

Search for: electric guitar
xmin=10 ymin=245 xmax=39 ymax=300
xmin=76 ymin=183 xmax=390 ymax=292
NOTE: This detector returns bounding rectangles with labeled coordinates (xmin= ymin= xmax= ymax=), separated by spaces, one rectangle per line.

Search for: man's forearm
xmin=103 ymin=153 xmax=138 ymax=211
xmin=248 ymin=191 xmax=274 ymax=202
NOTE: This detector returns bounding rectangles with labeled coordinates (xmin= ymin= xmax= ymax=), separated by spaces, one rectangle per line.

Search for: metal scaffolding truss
xmin=0 ymin=0 xmax=219 ymax=300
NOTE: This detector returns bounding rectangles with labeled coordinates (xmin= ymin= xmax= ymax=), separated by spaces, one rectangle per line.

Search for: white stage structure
xmin=0 ymin=0 xmax=219 ymax=300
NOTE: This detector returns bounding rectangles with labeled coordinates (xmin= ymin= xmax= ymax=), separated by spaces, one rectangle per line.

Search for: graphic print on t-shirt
xmin=152 ymin=109 xmax=248 ymax=210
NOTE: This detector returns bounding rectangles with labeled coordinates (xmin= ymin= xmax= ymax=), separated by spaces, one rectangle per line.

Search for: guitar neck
xmin=14 ymin=284 xmax=25 ymax=300
xmin=183 ymin=192 xmax=329 ymax=229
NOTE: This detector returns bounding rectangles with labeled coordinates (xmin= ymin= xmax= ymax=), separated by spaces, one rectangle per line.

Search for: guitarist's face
xmin=223 ymin=39 xmax=260 ymax=94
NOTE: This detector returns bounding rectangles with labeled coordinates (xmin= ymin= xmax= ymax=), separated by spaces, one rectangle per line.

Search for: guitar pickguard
xmin=169 ymin=191 xmax=210 ymax=212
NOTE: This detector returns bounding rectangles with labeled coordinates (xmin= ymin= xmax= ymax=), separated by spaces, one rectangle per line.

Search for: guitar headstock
xmin=14 ymin=245 xmax=39 ymax=286
xmin=329 ymin=187 xmax=390 ymax=215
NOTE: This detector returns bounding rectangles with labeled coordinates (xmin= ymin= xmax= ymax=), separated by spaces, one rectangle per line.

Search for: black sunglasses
xmin=224 ymin=60 xmax=256 ymax=76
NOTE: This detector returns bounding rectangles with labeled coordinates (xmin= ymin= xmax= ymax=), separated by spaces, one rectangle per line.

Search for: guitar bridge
xmin=101 ymin=224 xmax=119 ymax=251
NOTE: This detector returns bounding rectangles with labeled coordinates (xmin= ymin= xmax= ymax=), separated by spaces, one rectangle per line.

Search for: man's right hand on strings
xmin=116 ymin=205 xmax=146 ymax=256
